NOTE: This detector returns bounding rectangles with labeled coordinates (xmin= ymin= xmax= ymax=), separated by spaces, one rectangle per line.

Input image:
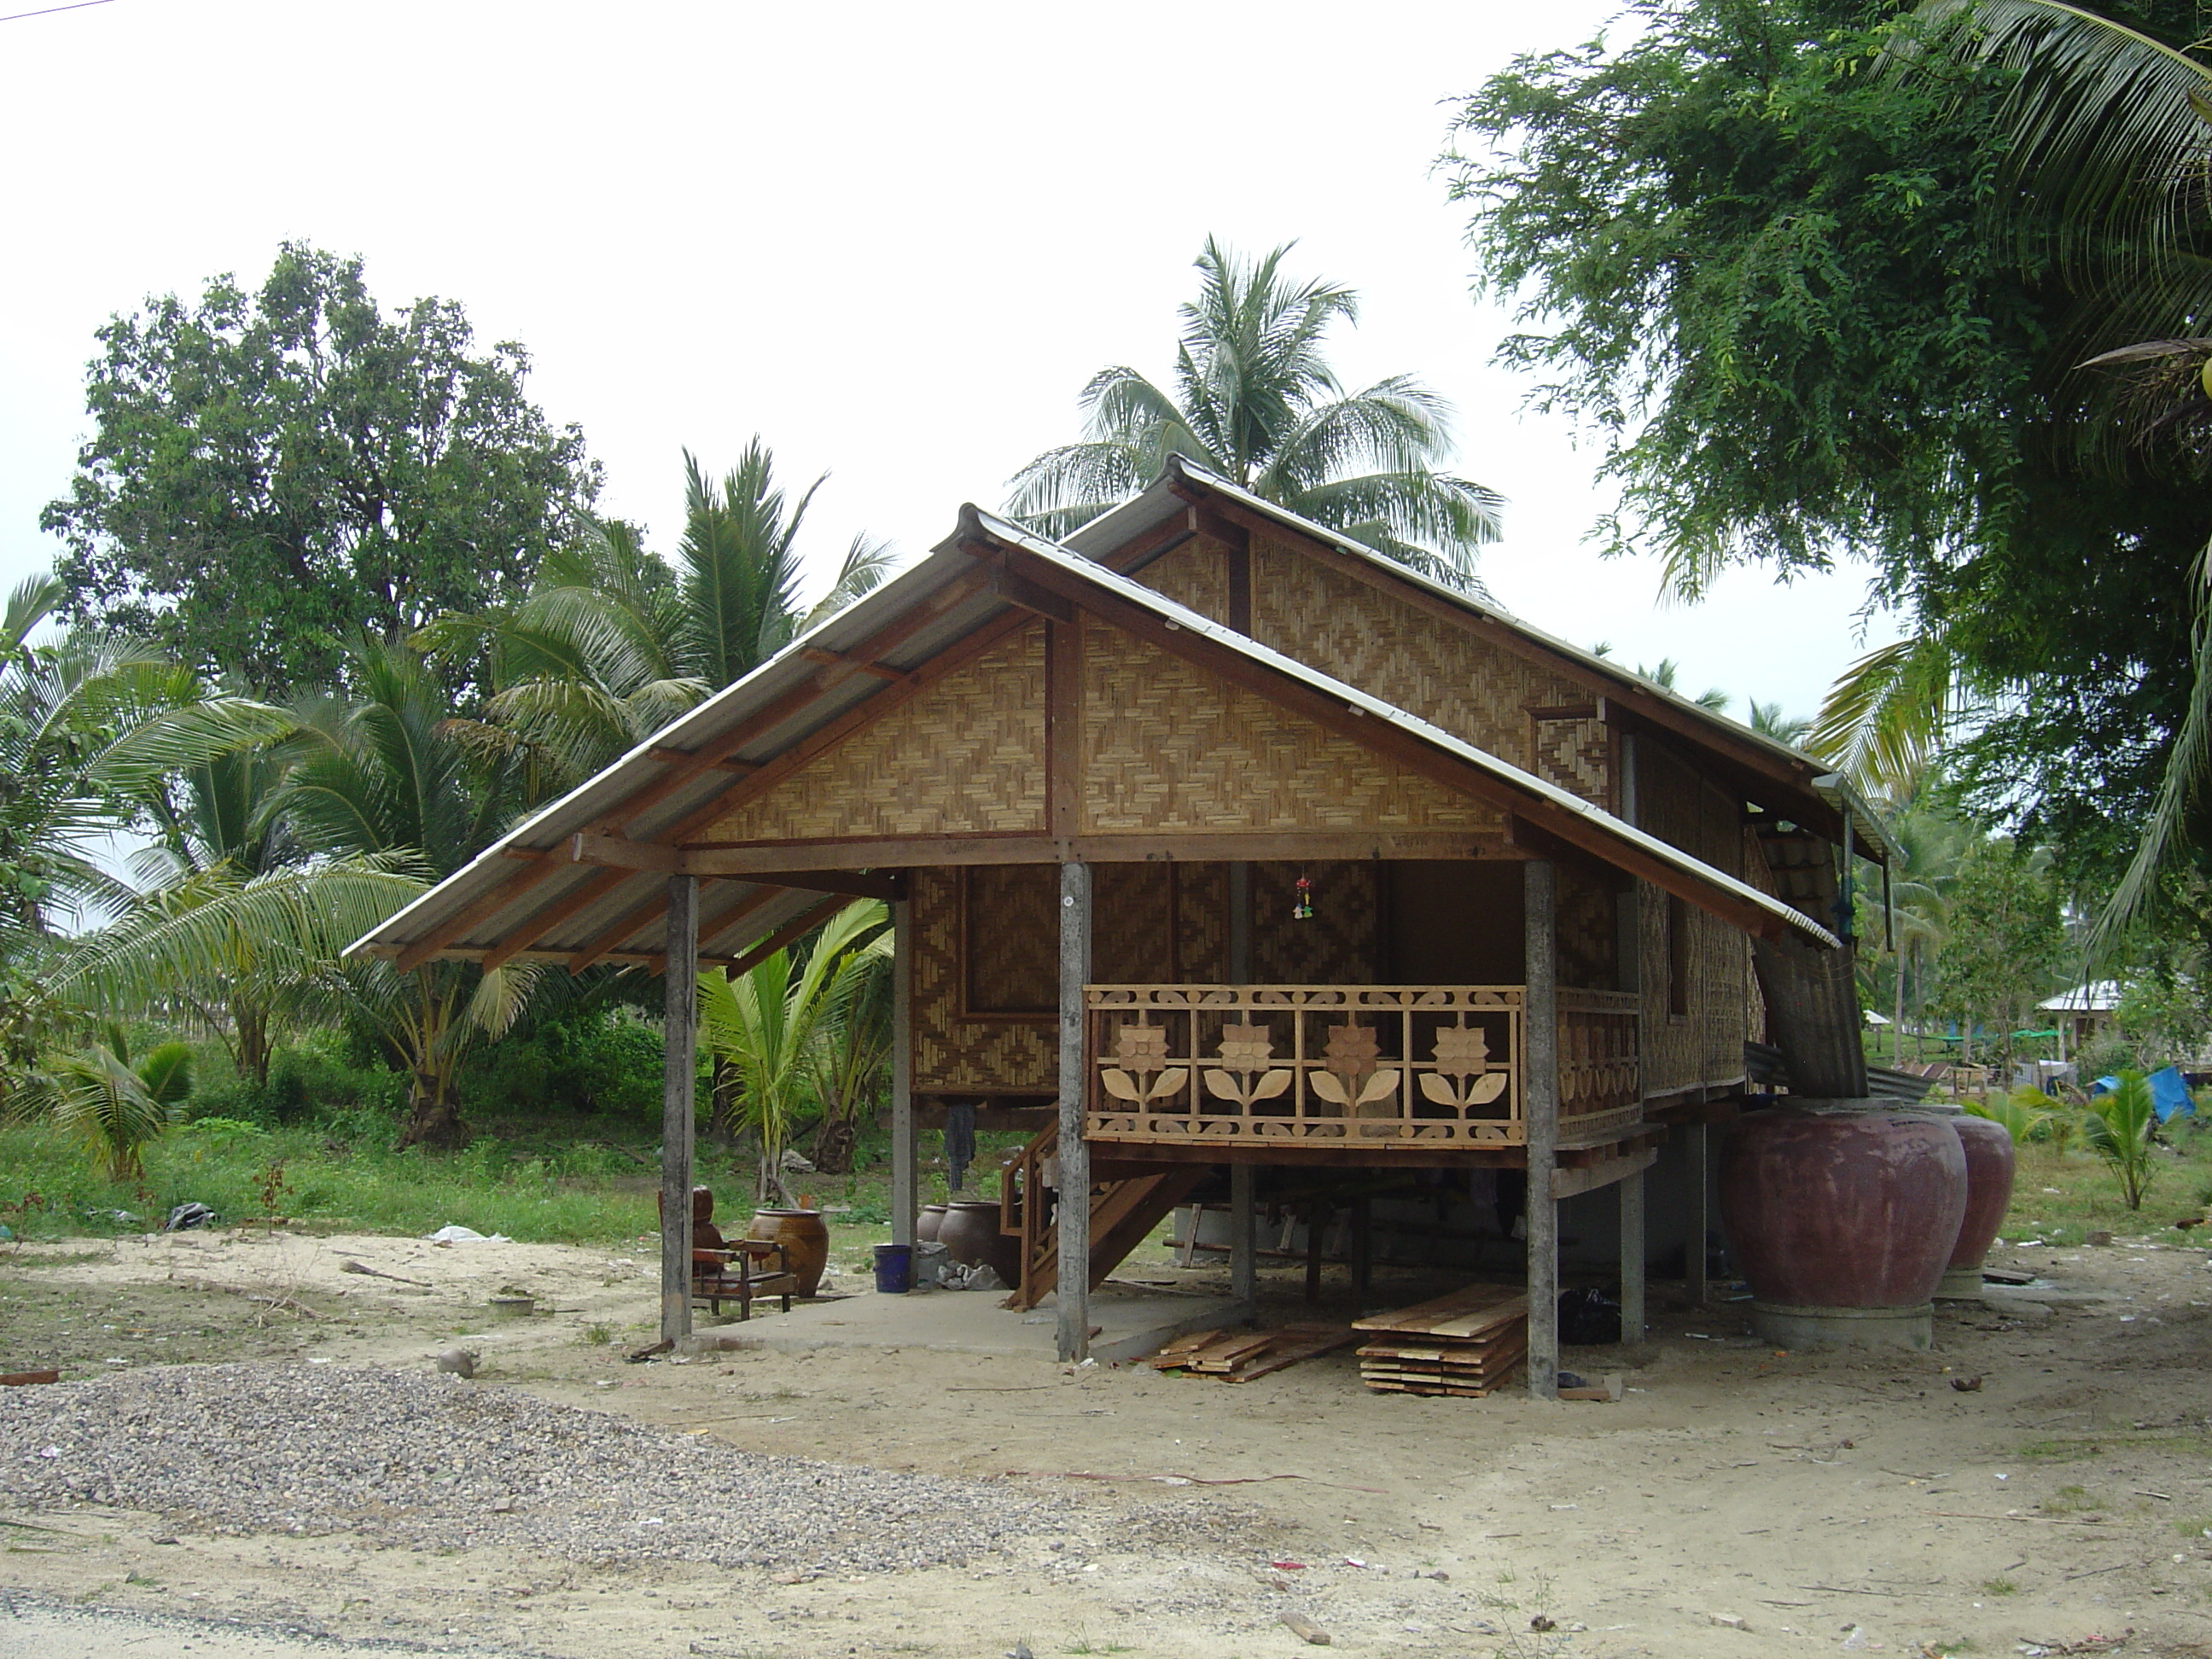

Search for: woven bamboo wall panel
xmin=1556 ymin=862 xmax=1619 ymax=991
xmin=1252 ymin=860 xmax=1382 ymax=982
xmin=1247 ymin=535 xmax=1597 ymax=792
xmin=1533 ymin=714 xmax=1613 ymax=808
xmin=964 ymin=865 xmax=1057 ymax=1014
xmin=700 ymin=624 xmax=1048 ymax=845
xmin=911 ymin=867 xmax=1055 ymax=1094
xmin=1633 ymin=740 xmax=1749 ymax=1091
xmin=1134 ymin=538 xmax=1230 ymax=625
xmin=1080 ymin=620 xmax=1499 ymax=835
xmin=1176 ymin=863 xmax=1231 ymax=982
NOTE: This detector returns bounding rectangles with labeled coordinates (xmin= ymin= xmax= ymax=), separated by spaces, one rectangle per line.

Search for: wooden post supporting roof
xmin=659 ymin=875 xmax=700 ymax=1345
xmin=1524 ymin=859 xmax=1560 ymax=1400
xmin=891 ymin=898 xmax=917 ymax=1249
xmin=1226 ymin=857 xmax=1255 ymax=1314
xmin=1056 ymin=860 xmax=1092 ymax=1363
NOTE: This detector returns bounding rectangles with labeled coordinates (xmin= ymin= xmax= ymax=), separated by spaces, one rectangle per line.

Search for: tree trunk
xmin=234 ymin=1002 xmax=272 ymax=1091
xmin=1892 ymin=952 xmax=1906 ymax=1068
xmin=810 ymin=1115 xmax=858 ymax=1174
xmin=395 ymin=1070 xmax=467 ymax=1150
xmin=705 ymin=1057 xmax=742 ymax=1146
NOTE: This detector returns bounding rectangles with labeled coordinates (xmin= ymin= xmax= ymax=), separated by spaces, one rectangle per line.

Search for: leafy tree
xmin=1447 ymin=1 xmax=2212 ymax=917
xmin=1931 ymin=836 xmax=2064 ymax=1069
xmin=1008 ymin=239 xmax=1503 ymax=590
xmin=43 ymin=242 xmax=600 ymax=696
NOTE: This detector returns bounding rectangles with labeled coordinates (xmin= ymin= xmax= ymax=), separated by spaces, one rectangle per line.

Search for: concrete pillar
xmin=1056 ymin=860 xmax=1094 ymax=1362
xmin=1230 ymin=1163 xmax=1257 ymax=1313
xmin=658 ymin=875 xmax=699 ymax=1344
xmin=1619 ymin=1167 xmax=1646 ymax=1342
xmin=1524 ymin=859 xmax=1559 ymax=1400
xmin=1686 ymin=1122 xmax=1710 ymax=1307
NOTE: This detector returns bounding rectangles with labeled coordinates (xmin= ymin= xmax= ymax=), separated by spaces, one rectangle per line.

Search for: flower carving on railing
xmin=1417 ymin=1022 xmax=1510 ymax=1111
xmin=1201 ymin=1019 xmax=1293 ymax=1109
xmin=1099 ymin=1017 xmax=1189 ymax=1105
xmin=1308 ymin=1019 xmax=1400 ymax=1111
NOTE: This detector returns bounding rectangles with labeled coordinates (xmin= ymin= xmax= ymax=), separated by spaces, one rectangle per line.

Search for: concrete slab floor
xmin=685 ymin=1278 xmax=1246 ymax=1364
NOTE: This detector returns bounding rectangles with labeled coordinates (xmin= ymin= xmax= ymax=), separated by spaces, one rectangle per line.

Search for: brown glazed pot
xmin=747 ymin=1208 xmax=830 ymax=1298
xmin=917 ymin=1204 xmax=948 ymax=1243
xmin=1719 ymin=1103 xmax=1967 ymax=1349
xmin=1938 ymin=1115 xmax=2017 ymax=1298
xmin=937 ymin=1200 xmax=1022 ymax=1289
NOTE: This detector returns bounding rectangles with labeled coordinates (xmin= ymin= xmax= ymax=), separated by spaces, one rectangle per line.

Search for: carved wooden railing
xmin=1083 ymin=984 xmax=1641 ymax=1150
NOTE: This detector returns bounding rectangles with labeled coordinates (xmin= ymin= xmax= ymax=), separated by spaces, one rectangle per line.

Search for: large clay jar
xmin=1938 ymin=1115 xmax=2017 ymax=1299
xmin=748 ymin=1208 xmax=830 ymax=1298
xmin=917 ymin=1203 xmax=948 ymax=1243
xmin=1720 ymin=1101 xmax=1967 ymax=1349
xmin=937 ymin=1199 xmax=1022 ymax=1289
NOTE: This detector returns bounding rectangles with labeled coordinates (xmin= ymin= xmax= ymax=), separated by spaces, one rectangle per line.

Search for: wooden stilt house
xmin=349 ymin=457 xmax=1877 ymax=1396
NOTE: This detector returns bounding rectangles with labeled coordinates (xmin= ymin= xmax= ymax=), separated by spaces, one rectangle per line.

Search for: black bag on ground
xmin=1558 ymin=1286 xmax=1621 ymax=1345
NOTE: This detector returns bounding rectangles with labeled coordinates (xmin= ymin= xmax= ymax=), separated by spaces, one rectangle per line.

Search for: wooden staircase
xmin=998 ymin=1126 xmax=1209 ymax=1310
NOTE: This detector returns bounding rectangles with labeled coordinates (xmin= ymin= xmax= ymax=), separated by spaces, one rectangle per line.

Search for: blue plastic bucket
xmin=872 ymin=1243 xmax=913 ymax=1294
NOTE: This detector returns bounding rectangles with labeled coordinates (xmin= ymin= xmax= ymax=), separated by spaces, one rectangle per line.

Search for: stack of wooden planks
xmin=1351 ymin=1284 xmax=1528 ymax=1397
xmin=1145 ymin=1323 xmax=1357 ymax=1382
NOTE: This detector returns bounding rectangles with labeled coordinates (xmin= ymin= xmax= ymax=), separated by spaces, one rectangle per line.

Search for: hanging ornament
xmin=1292 ymin=874 xmax=1313 ymax=922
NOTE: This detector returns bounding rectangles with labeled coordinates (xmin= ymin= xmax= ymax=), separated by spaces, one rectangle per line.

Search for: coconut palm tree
xmin=14 ymin=1025 xmax=193 ymax=1183
xmin=53 ymin=643 xmax=533 ymax=1149
xmin=423 ymin=442 xmax=894 ymax=792
xmin=1007 ymin=240 xmax=1504 ymax=591
xmin=699 ymin=900 xmax=891 ymax=1203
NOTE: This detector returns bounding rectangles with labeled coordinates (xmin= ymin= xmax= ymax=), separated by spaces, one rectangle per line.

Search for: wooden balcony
xmin=1084 ymin=983 xmax=1640 ymax=1152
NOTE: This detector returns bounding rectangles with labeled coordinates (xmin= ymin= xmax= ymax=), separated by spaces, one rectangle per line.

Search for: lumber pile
xmin=1351 ymin=1284 xmax=1527 ymax=1397
xmin=1145 ymin=1323 xmax=1357 ymax=1382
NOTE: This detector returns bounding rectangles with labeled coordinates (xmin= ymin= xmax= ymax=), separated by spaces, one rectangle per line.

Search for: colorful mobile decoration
xmin=1293 ymin=874 xmax=1313 ymax=922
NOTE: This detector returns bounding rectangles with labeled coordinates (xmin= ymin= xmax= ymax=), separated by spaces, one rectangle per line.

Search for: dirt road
xmin=5 ymin=1226 xmax=2211 ymax=1657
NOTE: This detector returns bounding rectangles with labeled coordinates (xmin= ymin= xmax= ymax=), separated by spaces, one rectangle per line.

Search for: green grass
xmin=1989 ymin=1132 xmax=2212 ymax=1245
xmin=1979 ymin=1578 xmax=2017 ymax=1597
xmin=0 ymin=1107 xmax=1041 ymax=1254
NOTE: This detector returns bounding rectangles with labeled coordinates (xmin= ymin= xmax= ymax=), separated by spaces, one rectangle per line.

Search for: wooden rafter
xmin=480 ymin=869 xmax=630 ymax=973
xmin=393 ymin=851 xmax=560 ymax=973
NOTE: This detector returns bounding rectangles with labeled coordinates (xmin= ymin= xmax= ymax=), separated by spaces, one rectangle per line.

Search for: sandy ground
xmin=8 ymin=1225 xmax=2212 ymax=1657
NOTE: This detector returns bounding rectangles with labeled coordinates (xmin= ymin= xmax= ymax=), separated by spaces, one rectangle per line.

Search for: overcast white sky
xmin=0 ymin=0 xmax=1901 ymax=722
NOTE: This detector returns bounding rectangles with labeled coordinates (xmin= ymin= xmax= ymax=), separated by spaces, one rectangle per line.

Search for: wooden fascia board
xmin=1171 ymin=487 xmax=1844 ymax=837
xmin=999 ymin=546 xmax=1800 ymax=945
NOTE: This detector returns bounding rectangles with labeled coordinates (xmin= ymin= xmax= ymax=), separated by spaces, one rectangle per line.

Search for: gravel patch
xmin=0 ymin=1365 xmax=1089 ymax=1572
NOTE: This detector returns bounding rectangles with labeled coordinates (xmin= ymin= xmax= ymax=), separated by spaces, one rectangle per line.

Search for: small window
xmin=1665 ymin=894 xmax=1691 ymax=1019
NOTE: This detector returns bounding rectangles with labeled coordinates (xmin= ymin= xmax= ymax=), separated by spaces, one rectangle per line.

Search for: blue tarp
xmin=2090 ymin=1066 xmax=2195 ymax=1122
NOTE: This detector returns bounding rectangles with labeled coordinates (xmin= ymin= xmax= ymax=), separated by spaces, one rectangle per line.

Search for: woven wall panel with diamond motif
xmin=1247 ymin=537 xmax=1592 ymax=780
xmin=1080 ymin=622 xmax=1499 ymax=836
xmin=1251 ymin=860 xmax=1380 ymax=983
xmin=1133 ymin=538 xmax=1230 ymax=625
xmin=910 ymin=867 xmax=1054 ymax=1094
xmin=700 ymin=623 xmax=1048 ymax=845
xmin=1532 ymin=714 xmax=1613 ymax=808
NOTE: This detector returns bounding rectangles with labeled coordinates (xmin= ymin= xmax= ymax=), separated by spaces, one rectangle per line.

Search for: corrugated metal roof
xmin=348 ymin=478 xmax=1838 ymax=967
